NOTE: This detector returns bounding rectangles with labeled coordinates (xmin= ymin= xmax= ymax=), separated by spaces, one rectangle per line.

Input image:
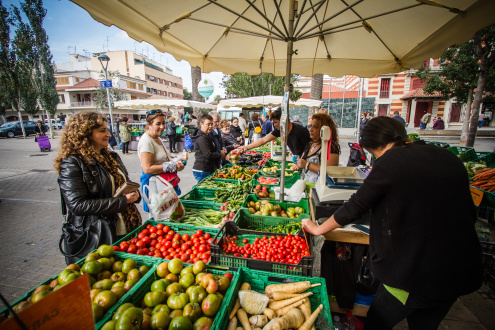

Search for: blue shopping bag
xmin=184 ymin=132 xmax=193 ymax=150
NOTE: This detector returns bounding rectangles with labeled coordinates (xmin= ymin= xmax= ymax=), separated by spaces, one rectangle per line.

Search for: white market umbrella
xmin=219 ymin=95 xmax=322 ymax=109
xmin=114 ymin=99 xmax=215 ymax=110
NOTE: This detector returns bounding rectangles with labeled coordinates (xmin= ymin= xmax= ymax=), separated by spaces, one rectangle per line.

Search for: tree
xmin=191 ymin=66 xmax=204 ymax=118
xmin=415 ymin=24 xmax=495 ymax=146
xmin=222 ymin=73 xmax=299 ymax=97
xmin=213 ymin=94 xmax=222 ymax=102
xmin=183 ymin=88 xmax=193 ymax=100
xmin=22 ymin=0 xmax=58 ymax=137
xmin=93 ymin=71 xmax=127 ymax=112
xmin=309 ymin=74 xmax=323 ymax=116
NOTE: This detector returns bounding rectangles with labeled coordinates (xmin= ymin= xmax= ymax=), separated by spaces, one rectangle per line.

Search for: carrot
xmin=268 ymin=292 xmax=313 ymax=311
xmin=229 ymin=282 xmax=251 ymax=319
xmin=226 ymin=316 xmax=238 ymax=330
xmin=272 ymin=292 xmax=305 ymax=301
xmin=263 ymin=308 xmax=305 ymax=330
xmin=299 ymin=299 xmax=315 ymax=330
xmin=298 ymin=304 xmax=323 ymax=330
xmin=275 ymin=299 xmax=307 ymax=317
xmin=249 ymin=315 xmax=268 ymax=327
xmin=237 ymin=308 xmax=252 ymax=330
xmin=265 ymin=281 xmax=320 ymax=298
xmin=263 ymin=308 xmax=276 ymax=320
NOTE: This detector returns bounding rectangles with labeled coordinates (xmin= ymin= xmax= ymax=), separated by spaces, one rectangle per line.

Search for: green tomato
xmin=151 ymin=279 xmax=171 ymax=292
xmin=169 ymin=316 xmax=193 ymax=330
xmin=151 ymin=311 xmax=171 ymax=329
xmin=144 ymin=291 xmax=167 ymax=307
xmin=201 ymin=293 xmax=222 ymax=317
xmin=113 ymin=303 xmax=135 ymax=321
xmin=183 ymin=302 xmax=203 ymax=323
xmin=57 ymin=269 xmax=80 ymax=286
xmin=115 ymin=307 xmax=143 ymax=330
xmin=167 ymin=292 xmax=189 ymax=310
xmin=152 ymin=304 xmax=171 ymax=315
xmin=189 ymin=286 xmax=207 ymax=304
xmin=179 ymin=273 xmax=195 ymax=290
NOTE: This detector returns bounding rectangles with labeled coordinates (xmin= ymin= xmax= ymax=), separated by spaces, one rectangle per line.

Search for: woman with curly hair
xmin=291 ymin=113 xmax=340 ymax=183
xmin=55 ymin=112 xmax=141 ymax=264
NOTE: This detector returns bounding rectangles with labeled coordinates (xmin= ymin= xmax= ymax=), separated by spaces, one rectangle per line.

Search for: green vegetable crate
xmin=448 ymin=146 xmax=477 ymax=162
xmin=113 ymin=220 xmax=220 ymax=261
xmin=180 ymin=187 xmax=221 ymax=209
xmin=267 ymin=158 xmax=296 ymax=168
xmin=234 ymin=208 xmax=304 ymax=235
xmin=217 ymin=267 xmax=333 ymax=330
xmin=97 ymin=265 xmax=240 ymax=330
xmin=475 ymin=152 xmax=495 ymax=168
xmin=253 ymin=171 xmax=300 ymax=188
xmin=423 ymin=140 xmax=451 ymax=148
xmin=241 ymin=194 xmax=309 ymax=215
xmin=0 ymin=254 xmax=156 ymax=330
xmin=211 ymin=222 xmax=314 ymax=277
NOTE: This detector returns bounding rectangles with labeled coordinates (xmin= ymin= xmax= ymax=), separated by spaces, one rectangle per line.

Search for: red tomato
xmin=156 ymin=223 xmax=164 ymax=230
xmin=149 ymin=247 xmax=155 ymax=252
xmin=172 ymin=241 xmax=179 ymax=249
xmin=156 ymin=230 xmax=164 ymax=236
xmin=169 ymin=230 xmax=175 ymax=236
xmin=113 ymin=246 xmax=121 ymax=252
xmin=164 ymin=241 xmax=172 ymax=249
xmin=146 ymin=225 xmax=152 ymax=230
xmin=127 ymin=245 xmax=137 ymax=254
xmin=136 ymin=240 xmax=146 ymax=248
xmin=204 ymin=233 xmax=211 ymax=240
xmin=150 ymin=239 xmax=158 ymax=247
xmin=180 ymin=254 xmax=188 ymax=262
xmin=119 ymin=242 xmax=129 ymax=251
xmin=148 ymin=252 xmax=154 ymax=256
xmin=136 ymin=249 xmax=145 ymax=255
xmin=142 ymin=236 xmax=151 ymax=244
xmin=198 ymin=245 xmax=207 ymax=253
xmin=163 ymin=225 xmax=170 ymax=233
xmin=173 ymin=233 xmax=181 ymax=241
xmin=160 ymin=246 xmax=167 ymax=253
xmin=242 ymin=238 xmax=248 ymax=244
xmin=224 ymin=273 xmax=233 ymax=281
xmin=131 ymin=238 xmax=138 ymax=244
xmin=154 ymin=252 xmax=163 ymax=258
xmin=191 ymin=234 xmax=198 ymax=240
xmin=141 ymin=248 xmax=149 ymax=254
xmin=196 ymin=229 xmax=203 ymax=236
xmin=181 ymin=243 xmax=189 ymax=252
xmin=182 ymin=234 xmax=190 ymax=241
xmin=137 ymin=233 xmax=145 ymax=240
xmin=150 ymin=233 xmax=157 ymax=240
xmin=142 ymin=229 xmax=150 ymax=236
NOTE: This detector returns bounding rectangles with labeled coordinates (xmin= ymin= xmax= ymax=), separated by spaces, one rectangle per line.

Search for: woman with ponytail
xmin=302 ymin=116 xmax=482 ymax=329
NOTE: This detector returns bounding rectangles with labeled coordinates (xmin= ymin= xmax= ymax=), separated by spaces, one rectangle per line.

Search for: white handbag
xmin=143 ymin=175 xmax=184 ymax=221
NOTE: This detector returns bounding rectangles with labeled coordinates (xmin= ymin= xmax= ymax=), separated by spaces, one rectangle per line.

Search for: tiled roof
xmin=65 ymin=78 xmax=100 ymax=89
xmin=401 ymin=88 xmax=447 ymax=100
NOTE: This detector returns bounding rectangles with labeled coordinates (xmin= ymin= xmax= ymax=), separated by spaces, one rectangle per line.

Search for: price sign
xmin=281 ymin=91 xmax=289 ymax=116
xmin=0 ymin=275 xmax=94 ymax=330
xmin=470 ymin=186 xmax=484 ymax=206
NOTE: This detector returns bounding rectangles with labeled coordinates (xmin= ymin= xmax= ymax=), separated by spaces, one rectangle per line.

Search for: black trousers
xmin=168 ymin=134 xmax=176 ymax=152
xmin=365 ymin=284 xmax=455 ymax=330
xmin=122 ymin=141 xmax=129 ymax=154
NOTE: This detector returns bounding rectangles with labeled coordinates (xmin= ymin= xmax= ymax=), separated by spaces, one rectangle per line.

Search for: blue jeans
xmin=193 ymin=170 xmax=212 ymax=183
xmin=119 ymin=140 xmax=124 ymax=150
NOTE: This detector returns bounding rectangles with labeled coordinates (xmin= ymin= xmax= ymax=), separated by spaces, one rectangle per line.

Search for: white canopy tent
xmin=114 ymin=99 xmax=215 ymax=110
xmin=218 ymin=95 xmax=322 ymax=109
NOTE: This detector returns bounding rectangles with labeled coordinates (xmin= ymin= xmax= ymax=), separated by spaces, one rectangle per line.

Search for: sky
xmin=4 ymin=0 xmax=226 ymax=101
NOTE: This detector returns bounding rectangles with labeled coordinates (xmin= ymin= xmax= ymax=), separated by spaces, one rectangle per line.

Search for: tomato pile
xmin=263 ymin=152 xmax=271 ymax=159
xmin=257 ymin=176 xmax=280 ymax=185
xmin=220 ymin=234 xmax=310 ymax=264
xmin=114 ymin=223 xmax=213 ymax=264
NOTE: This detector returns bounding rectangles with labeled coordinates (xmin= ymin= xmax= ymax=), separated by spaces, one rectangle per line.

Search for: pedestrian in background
xmin=292 ymin=115 xmax=303 ymax=126
xmin=318 ymin=108 xmax=328 ymax=114
xmin=55 ymin=112 xmax=141 ymax=263
xmin=230 ymin=117 xmax=244 ymax=145
xmin=191 ymin=114 xmax=226 ymax=182
xmin=166 ymin=116 xmax=178 ymax=153
xmin=209 ymin=111 xmax=226 ymax=168
xmin=359 ymin=112 xmax=369 ymax=131
xmin=220 ymin=119 xmax=240 ymax=153
xmin=119 ymin=117 xmax=132 ymax=154
xmin=238 ymin=112 xmax=247 ymax=137
xmin=392 ymin=111 xmax=406 ymax=126
xmin=58 ymin=113 xmax=66 ymax=129
xmin=261 ymin=112 xmax=273 ymax=137
xmin=420 ymin=112 xmax=431 ymax=129
xmin=248 ymin=112 xmax=262 ymax=143
xmin=433 ymin=116 xmax=445 ymax=130
xmin=479 ymin=112 xmax=485 ymax=128
xmin=34 ymin=120 xmax=48 ymax=141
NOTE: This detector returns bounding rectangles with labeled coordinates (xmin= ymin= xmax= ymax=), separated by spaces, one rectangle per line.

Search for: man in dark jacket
xmin=392 ymin=111 xmax=406 ymax=126
xmin=261 ymin=113 xmax=273 ymax=137
xmin=191 ymin=114 xmax=226 ymax=183
xmin=208 ymin=111 xmax=226 ymax=168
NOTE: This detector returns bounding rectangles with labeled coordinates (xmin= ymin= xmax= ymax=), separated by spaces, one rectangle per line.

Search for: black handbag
xmin=59 ymin=192 xmax=117 ymax=265
xmin=356 ymin=247 xmax=380 ymax=295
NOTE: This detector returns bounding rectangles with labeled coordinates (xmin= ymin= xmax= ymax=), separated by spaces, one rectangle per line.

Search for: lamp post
xmin=98 ymin=54 xmax=114 ymax=132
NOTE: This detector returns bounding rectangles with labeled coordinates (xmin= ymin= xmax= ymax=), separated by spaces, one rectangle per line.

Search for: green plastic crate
xmin=0 ymin=254 xmax=156 ymax=330
xmin=211 ymin=222 xmax=314 ymax=276
xmin=475 ymin=152 xmax=495 ymax=168
xmin=241 ymin=194 xmax=309 ymax=213
xmin=180 ymin=187 xmax=220 ymax=208
xmin=114 ymin=220 xmax=220 ymax=261
xmin=448 ymin=146 xmax=477 ymax=162
xmin=98 ymin=265 xmax=240 ymax=330
xmin=217 ymin=267 xmax=333 ymax=330
xmin=253 ymin=170 xmax=300 ymax=187
xmin=423 ymin=140 xmax=451 ymax=148
xmin=234 ymin=208 xmax=306 ymax=234
xmin=267 ymin=158 xmax=296 ymax=168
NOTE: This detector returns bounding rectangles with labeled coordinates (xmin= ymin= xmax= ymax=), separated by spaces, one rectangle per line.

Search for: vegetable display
xmin=214 ymin=181 xmax=252 ymax=211
xmin=246 ymin=200 xmax=305 ymax=218
xmin=213 ymin=166 xmax=258 ymax=180
xmin=181 ymin=208 xmax=232 ymax=227
xmin=115 ymin=224 xmax=213 ymax=263
xmin=249 ymin=222 xmax=302 ymax=235
xmin=470 ymin=168 xmax=495 ymax=192
xmin=258 ymin=176 xmax=280 ymax=185
xmin=221 ymin=234 xmax=310 ymax=264
xmin=196 ymin=178 xmax=238 ymax=190
xmin=99 ymin=259 xmax=233 ymax=329
xmin=464 ymin=161 xmax=487 ymax=177
xmin=253 ymin=185 xmax=275 ymax=199
xmin=230 ymin=279 xmax=323 ymax=330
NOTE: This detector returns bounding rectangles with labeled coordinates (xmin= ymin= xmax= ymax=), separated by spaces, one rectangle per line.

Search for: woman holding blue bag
xmin=138 ymin=109 xmax=184 ymax=213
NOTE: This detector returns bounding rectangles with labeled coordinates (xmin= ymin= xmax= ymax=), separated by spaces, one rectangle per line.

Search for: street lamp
xmin=98 ymin=54 xmax=115 ymax=133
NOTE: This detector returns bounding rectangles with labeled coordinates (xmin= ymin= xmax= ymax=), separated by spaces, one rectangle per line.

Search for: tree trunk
xmin=459 ymin=88 xmax=473 ymax=145
xmin=17 ymin=110 xmax=26 ymax=138
xmin=191 ymin=66 xmax=204 ymax=118
xmin=309 ymin=74 xmax=323 ymax=116
xmin=466 ymin=71 xmax=488 ymax=147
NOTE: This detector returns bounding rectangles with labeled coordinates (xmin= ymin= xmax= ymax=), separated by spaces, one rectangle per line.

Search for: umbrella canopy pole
xmin=280 ymin=0 xmax=297 ymax=203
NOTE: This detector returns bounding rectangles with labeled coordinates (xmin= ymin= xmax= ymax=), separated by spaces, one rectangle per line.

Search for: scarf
xmin=99 ymin=149 xmax=142 ymax=233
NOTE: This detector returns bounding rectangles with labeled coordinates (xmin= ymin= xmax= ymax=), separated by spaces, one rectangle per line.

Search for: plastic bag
xmin=143 ymin=175 xmax=184 ymax=221
xmin=238 ymin=290 xmax=269 ymax=315
xmin=184 ymin=133 xmax=193 ymax=150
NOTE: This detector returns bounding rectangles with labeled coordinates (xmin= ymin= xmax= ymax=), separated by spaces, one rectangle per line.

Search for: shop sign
xmin=198 ymin=79 xmax=214 ymax=98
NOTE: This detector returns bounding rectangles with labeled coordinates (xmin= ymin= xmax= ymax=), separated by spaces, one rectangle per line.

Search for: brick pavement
xmin=0 ymin=134 xmax=494 ymax=329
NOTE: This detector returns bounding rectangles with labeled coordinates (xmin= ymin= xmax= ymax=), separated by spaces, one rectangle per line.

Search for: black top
xmin=230 ymin=125 xmax=244 ymax=140
xmin=271 ymin=123 xmax=311 ymax=157
xmin=192 ymin=129 xmax=221 ymax=172
xmin=334 ymin=143 xmax=482 ymax=300
xmin=221 ymin=131 xmax=238 ymax=153
xmin=165 ymin=121 xmax=176 ymax=135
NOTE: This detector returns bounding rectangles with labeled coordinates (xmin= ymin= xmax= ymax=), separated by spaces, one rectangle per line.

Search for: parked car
xmin=44 ymin=119 xmax=62 ymax=129
xmin=0 ymin=121 xmax=37 ymax=138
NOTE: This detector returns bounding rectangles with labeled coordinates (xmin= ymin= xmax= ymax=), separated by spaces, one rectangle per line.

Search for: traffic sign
xmin=100 ymin=80 xmax=112 ymax=88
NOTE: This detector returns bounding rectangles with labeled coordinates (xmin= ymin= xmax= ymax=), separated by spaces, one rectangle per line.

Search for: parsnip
xmin=265 ymin=281 xmax=320 ymax=298
xmin=263 ymin=308 xmax=305 ymax=330
xmin=227 ymin=316 xmax=238 ymax=330
xmin=272 ymin=292 xmax=305 ymax=301
xmin=298 ymin=304 xmax=323 ymax=330
xmin=275 ymin=299 xmax=306 ymax=317
xmin=229 ymin=282 xmax=252 ymax=319
xmin=268 ymin=292 xmax=313 ymax=311
xmin=299 ymin=299 xmax=315 ymax=330
xmin=263 ymin=308 xmax=276 ymax=320
xmin=249 ymin=315 xmax=268 ymax=327
xmin=238 ymin=308 xmax=252 ymax=330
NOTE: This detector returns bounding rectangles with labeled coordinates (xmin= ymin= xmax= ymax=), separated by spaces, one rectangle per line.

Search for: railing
xmin=70 ymin=101 xmax=95 ymax=107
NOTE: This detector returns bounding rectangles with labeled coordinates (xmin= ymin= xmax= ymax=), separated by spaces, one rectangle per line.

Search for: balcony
xmin=70 ymin=101 xmax=95 ymax=107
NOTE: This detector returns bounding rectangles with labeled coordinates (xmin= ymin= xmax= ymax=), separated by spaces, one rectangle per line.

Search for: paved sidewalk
xmin=0 ymin=135 xmax=494 ymax=329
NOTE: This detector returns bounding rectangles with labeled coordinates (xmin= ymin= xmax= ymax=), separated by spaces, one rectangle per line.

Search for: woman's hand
xmin=220 ymin=147 xmax=227 ymax=157
xmin=234 ymin=144 xmax=240 ymax=148
xmin=176 ymin=161 xmax=185 ymax=171
xmin=297 ymin=158 xmax=307 ymax=169
xmin=301 ymin=218 xmax=320 ymax=235
xmin=125 ymin=191 xmax=139 ymax=204
xmin=290 ymin=164 xmax=299 ymax=171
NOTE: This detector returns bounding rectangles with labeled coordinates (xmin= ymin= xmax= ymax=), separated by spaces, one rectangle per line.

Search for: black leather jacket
xmin=58 ymin=152 xmax=133 ymax=228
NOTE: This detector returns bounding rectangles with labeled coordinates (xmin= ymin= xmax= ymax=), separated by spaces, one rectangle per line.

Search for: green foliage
xmin=222 ymin=73 xmax=299 ymax=98
xmin=289 ymin=89 xmax=302 ymax=102
xmin=213 ymin=94 xmax=222 ymax=102
xmin=93 ymin=71 xmax=128 ymax=111
xmin=183 ymin=88 xmax=193 ymax=100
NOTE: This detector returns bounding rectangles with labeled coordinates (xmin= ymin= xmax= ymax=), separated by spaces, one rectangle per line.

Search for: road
xmin=0 ymin=133 xmax=494 ymax=330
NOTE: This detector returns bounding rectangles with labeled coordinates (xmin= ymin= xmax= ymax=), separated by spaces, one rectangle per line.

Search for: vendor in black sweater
xmin=302 ymin=116 xmax=482 ymax=329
